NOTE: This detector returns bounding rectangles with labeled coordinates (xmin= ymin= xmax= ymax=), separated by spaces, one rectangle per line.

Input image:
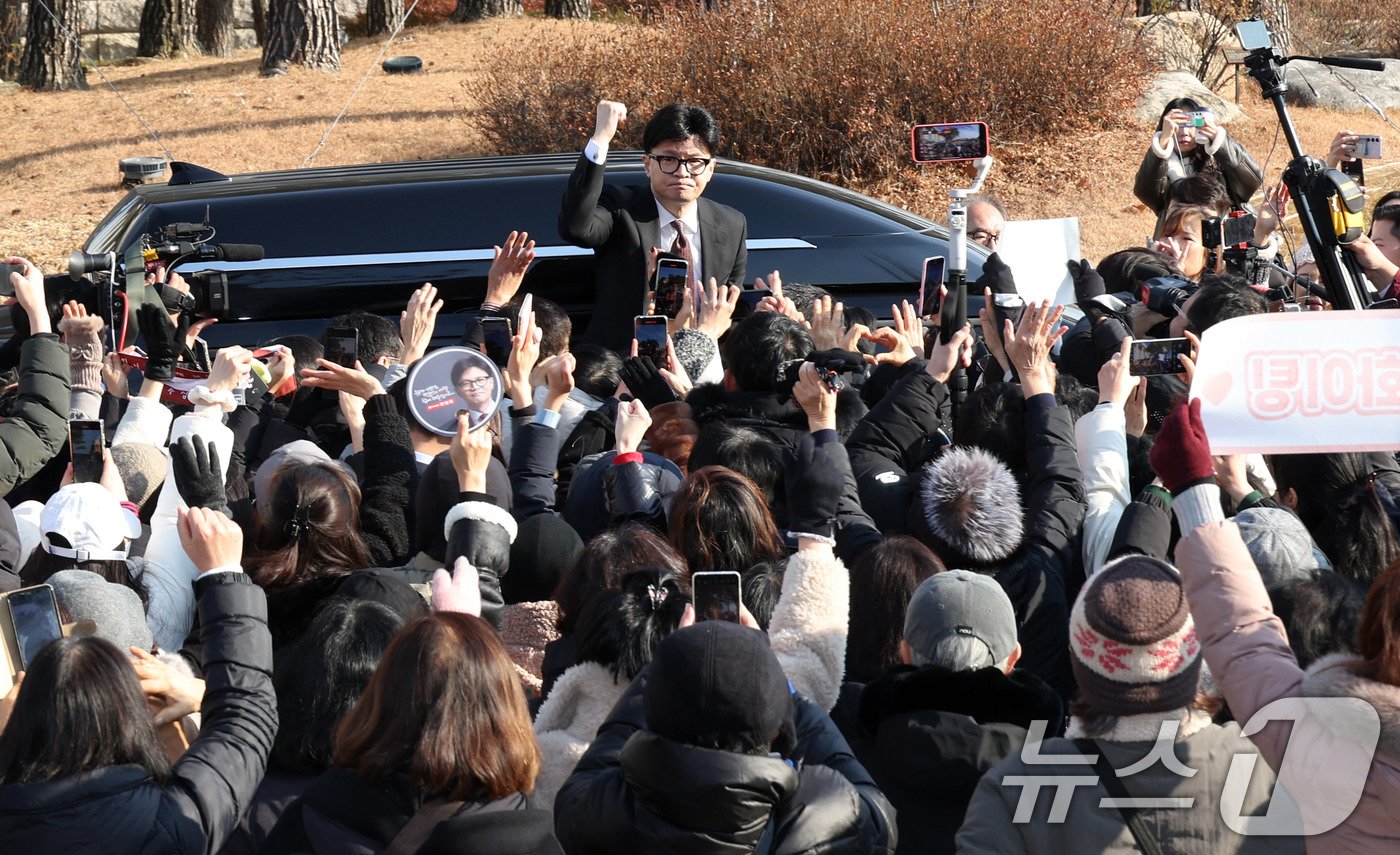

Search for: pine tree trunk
xmin=545 ymin=0 xmax=589 ymax=19
xmin=251 ymin=0 xmax=267 ymax=44
xmin=261 ymin=0 xmax=340 ymax=75
xmin=197 ymin=0 xmax=237 ymax=55
xmin=365 ymin=0 xmax=404 ymax=36
xmin=17 ymin=0 xmax=86 ymax=90
xmin=0 ymin=0 xmax=25 ymax=80
xmin=139 ymin=0 xmax=200 ymax=57
xmin=451 ymin=0 xmax=520 ymax=23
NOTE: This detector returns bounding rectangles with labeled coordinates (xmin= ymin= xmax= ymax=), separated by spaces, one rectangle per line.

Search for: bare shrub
xmin=475 ymin=0 xmax=1153 ymax=185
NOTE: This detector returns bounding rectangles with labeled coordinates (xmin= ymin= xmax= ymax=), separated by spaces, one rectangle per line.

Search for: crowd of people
xmin=0 ymin=95 xmax=1395 ymax=855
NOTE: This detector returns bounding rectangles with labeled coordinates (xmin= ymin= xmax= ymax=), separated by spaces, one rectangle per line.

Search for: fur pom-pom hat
xmin=916 ymin=447 xmax=1024 ymax=565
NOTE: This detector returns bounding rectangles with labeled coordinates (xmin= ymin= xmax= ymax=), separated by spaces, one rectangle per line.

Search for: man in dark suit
xmin=559 ymin=100 xmax=749 ymax=353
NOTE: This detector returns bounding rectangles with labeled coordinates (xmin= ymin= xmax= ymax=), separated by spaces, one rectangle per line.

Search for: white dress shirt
xmin=583 ymin=141 xmax=704 ymax=283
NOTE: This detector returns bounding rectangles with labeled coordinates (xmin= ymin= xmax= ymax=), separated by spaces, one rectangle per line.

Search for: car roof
xmin=132 ymin=152 xmax=942 ymax=233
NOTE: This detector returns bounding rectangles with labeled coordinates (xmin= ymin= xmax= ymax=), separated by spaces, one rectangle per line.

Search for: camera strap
xmin=152 ymin=282 xmax=196 ymax=315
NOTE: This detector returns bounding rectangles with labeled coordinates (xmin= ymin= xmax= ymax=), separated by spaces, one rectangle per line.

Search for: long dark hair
xmin=846 ymin=536 xmax=945 ymax=683
xmin=554 ymin=524 xmax=687 ymax=635
xmin=271 ymin=599 xmax=405 ymax=775
xmin=668 ymin=466 xmax=786 ymax=574
xmin=246 ymin=462 xmax=373 ymax=589
xmin=1271 ymin=453 xmax=1400 ymax=586
xmin=574 ymin=570 xmax=690 ymax=682
xmin=19 ymin=539 xmax=148 ymax=611
xmin=333 ymin=613 xmax=541 ymax=801
xmin=0 ymin=636 xmax=170 ymax=784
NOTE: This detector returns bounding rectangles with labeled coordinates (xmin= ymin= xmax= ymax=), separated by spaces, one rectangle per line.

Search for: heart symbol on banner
xmin=1201 ymin=372 xmax=1232 ymax=407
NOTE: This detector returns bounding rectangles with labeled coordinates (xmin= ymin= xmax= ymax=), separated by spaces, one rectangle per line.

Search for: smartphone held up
xmin=634 ymin=315 xmax=669 ymax=366
xmin=911 ymin=122 xmax=990 ymax=164
xmin=692 ymin=571 xmax=742 ymax=624
xmin=1129 ymin=338 xmax=1191 ymax=377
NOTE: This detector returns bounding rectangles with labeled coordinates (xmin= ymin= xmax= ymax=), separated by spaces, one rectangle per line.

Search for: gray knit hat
xmin=1070 ymin=555 xmax=1201 ymax=715
xmin=110 ymin=442 xmax=167 ymax=508
xmin=916 ymin=447 xmax=1023 ymax=565
xmin=1235 ymin=507 xmax=1331 ymax=590
xmin=670 ymin=329 xmax=721 ymax=386
xmin=49 ymin=569 xmax=154 ymax=653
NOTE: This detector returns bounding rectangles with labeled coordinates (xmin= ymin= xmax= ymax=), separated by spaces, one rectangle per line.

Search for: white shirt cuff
xmin=584 ymin=139 xmax=607 ymax=165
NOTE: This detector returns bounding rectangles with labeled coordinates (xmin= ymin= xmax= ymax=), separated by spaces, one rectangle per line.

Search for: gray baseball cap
xmin=903 ymin=570 xmax=1018 ymax=668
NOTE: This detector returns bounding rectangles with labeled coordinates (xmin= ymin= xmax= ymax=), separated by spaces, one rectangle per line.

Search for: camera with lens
xmin=1141 ymin=274 xmax=1197 ymax=317
xmin=1202 ymin=212 xmax=1270 ymax=288
xmin=67 ymin=216 xmax=261 ymax=325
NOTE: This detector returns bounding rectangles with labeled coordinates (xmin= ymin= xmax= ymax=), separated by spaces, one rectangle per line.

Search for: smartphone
xmin=322 ymin=326 xmax=359 ymax=369
xmin=68 ymin=420 xmax=105 ymax=484
xmin=1235 ymin=19 xmax=1273 ymax=51
xmin=0 ymin=263 xmax=19 ymax=298
xmin=634 ymin=315 xmax=669 ymax=366
xmin=911 ymin=122 xmax=990 ymax=164
xmin=1353 ymin=135 xmax=1383 ymax=159
xmin=1129 ymin=337 xmax=1192 ymax=377
xmin=481 ymin=317 xmax=512 ymax=368
xmin=6 ymin=585 xmax=63 ymax=670
xmin=992 ymin=293 xmax=1026 ymax=333
xmin=1342 ymin=157 xmax=1365 ymax=186
xmin=738 ymin=288 xmax=767 ymax=311
xmin=692 ymin=570 xmax=742 ymax=623
xmin=918 ymin=256 xmax=946 ymax=317
xmin=653 ymin=258 xmax=689 ymax=319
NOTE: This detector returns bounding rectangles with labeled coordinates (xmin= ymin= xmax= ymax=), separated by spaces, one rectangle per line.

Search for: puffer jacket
xmin=262 ymin=769 xmax=561 ymax=855
xmin=848 ymin=369 xmax=1083 ymax=700
xmin=833 ymin=665 xmax=1062 ymax=855
xmin=956 ymin=709 xmax=1299 ymax=854
xmin=553 ymin=668 xmax=897 ymax=854
xmin=0 ymin=573 xmax=277 ymax=854
xmin=1176 ymin=513 xmax=1400 ymax=853
xmin=0 ymin=334 xmax=71 ymax=499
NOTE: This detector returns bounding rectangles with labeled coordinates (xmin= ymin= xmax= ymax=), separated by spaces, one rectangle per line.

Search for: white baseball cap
xmin=40 ymin=483 xmax=141 ymax=562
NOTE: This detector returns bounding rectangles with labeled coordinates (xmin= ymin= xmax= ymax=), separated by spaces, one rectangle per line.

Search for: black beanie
xmin=415 ymin=451 xmax=513 ymax=562
xmin=644 ymin=622 xmax=796 ymax=756
xmin=504 ymin=514 xmax=583 ymax=604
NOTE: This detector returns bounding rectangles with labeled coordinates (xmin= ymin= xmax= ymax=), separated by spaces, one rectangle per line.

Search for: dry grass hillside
xmin=1 ymin=17 xmax=1397 ymax=274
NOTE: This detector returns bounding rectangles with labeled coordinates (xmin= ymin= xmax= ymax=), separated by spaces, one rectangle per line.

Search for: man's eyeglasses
xmin=456 ymin=377 xmax=492 ymax=391
xmin=647 ymin=154 xmax=712 ymax=175
xmin=969 ymin=229 xmax=1001 ymax=247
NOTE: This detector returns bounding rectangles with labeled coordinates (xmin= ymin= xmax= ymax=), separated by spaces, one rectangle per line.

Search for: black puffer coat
xmin=262 ymin=769 xmax=561 ymax=855
xmin=832 ymin=665 xmax=1063 ymax=855
xmin=0 ymin=334 xmax=71 ymax=499
xmin=554 ymin=669 xmax=897 ymax=855
xmin=0 ymin=573 xmax=277 ymax=854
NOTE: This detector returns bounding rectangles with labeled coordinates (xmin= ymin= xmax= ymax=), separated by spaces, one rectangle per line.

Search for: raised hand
xmin=399 ymin=283 xmax=443 ymax=366
xmin=177 ymin=506 xmax=244 ymax=573
xmin=593 ymin=100 xmax=628 ymax=145
xmin=485 ymin=231 xmax=537 ymax=307
xmin=300 ymin=358 xmax=384 ymax=400
xmin=1004 ymin=300 xmax=1065 ymax=395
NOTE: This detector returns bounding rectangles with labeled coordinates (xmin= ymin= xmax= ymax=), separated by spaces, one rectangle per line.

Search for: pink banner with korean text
xmin=1189 ymin=310 xmax=1400 ymax=455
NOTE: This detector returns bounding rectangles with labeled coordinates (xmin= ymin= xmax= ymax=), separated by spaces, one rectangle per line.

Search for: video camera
xmin=67 ymin=214 xmax=262 ymax=325
xmin=1141 ymin=274 xmax=1198 ymax=318
xmin=1201 ymin=211 xmax=1270 ymax=288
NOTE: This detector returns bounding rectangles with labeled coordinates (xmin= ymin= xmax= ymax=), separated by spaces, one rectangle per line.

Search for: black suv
xmin=81 ymin=153 xmax=988 ymax=347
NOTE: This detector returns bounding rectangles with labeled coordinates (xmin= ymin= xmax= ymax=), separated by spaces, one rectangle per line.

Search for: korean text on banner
xmin=1189 ymin=310 xmax=1400 ymax=455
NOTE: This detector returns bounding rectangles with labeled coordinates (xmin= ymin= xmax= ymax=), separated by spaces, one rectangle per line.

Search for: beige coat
xmin=1176 ymin=521 xmax=1400 ymax=853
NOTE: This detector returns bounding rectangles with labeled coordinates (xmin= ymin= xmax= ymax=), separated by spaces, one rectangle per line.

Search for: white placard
xmin=995 ymin=217 xmax=1081 ymax=307
xmin=1189 ymin=310 xmax=1400 ymax=454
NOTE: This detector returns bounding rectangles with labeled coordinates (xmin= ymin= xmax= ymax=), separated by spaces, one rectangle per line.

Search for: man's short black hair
xmin=1185 ymin=276 xmax=1266 ymax=335
xmin=330 ymin=311 xmax=400 ymax=365
xmin=571 ymin=342 xmax=621 ymax=399
xmin=721 ymin=311 xmax=812 ymax=392
xmin=504 ymin=295 xmax=571 ymax=359
xmin=1372 ymin=204 xmax=1400 ymax=241
xmin=643 ymin=104 xmax=720 ymax=155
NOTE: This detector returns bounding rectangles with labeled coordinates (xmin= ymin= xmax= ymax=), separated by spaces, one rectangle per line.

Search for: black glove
xmin=783 ymin=433 xmax=848 ymax=540
xmin=171 ymin=435 xmax=228 ymax=515
xmin=618 ymin=356 xmax=679 ymax=409
xmin=138 ymin=303 xmax=188 ymax=381
xmin=974 ymin=252 xmax=1017 ymax=295
xmin=1068 ymin=259 xmax=1106 ymax=305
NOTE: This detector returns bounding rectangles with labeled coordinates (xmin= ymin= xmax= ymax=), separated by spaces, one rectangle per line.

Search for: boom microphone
xmin=203 ymin=243 xmax=264 ymax=262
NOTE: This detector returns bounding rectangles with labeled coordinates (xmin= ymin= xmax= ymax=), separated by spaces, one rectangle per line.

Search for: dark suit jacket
xmin=558 ymin=152 xmax=749 ymax=352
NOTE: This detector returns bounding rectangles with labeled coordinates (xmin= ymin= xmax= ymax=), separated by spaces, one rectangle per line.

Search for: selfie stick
xmin=943 ymin=155 xmax=994 ymax=409
xmin=1236 ymin=19 xmax=1383 ymax=311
